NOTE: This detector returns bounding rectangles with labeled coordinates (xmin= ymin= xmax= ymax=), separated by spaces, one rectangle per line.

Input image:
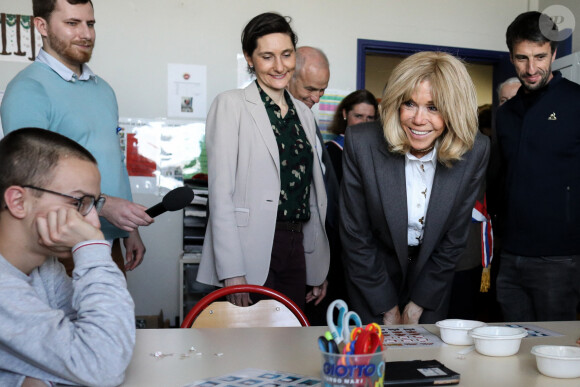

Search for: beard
xmin=47 ymin=34 xmax=93 ymax=66
xmin=518 ymin=66 xmax=552 ymax=92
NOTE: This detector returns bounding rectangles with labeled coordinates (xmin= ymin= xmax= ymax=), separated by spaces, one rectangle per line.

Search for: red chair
xmin=181 ymin=284 xmax=310 ymax=328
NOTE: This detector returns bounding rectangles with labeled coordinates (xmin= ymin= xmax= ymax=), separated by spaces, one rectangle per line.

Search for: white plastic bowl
xmin=531 ymin=345 xmax=580 ymax=378
xmin=468 ymin=326 xmax=527 ymax=356
xmin=435 ymin=319 xmax=486 ymax=345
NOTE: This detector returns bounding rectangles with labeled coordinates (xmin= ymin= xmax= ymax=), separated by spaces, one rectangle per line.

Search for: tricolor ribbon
xmin=471 ymin=195 xmax=493 ymax=267
xmin=471 ymin=195 xmax=494 ymax=292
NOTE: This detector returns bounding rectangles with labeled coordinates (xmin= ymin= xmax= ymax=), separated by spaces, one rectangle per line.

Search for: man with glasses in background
xmin=0 ymin=128 xmax=135 ymax=386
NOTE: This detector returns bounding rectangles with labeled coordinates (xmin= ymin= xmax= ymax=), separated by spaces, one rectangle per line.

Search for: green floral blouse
xmin=257 ymin=81 xmax=313 ymax=221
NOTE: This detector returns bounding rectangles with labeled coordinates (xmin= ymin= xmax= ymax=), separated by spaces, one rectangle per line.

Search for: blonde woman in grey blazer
xmin=197 ymin=13 xmax=329 ymax=310
xmin=341 ymin=52 xmax=490 ymax=325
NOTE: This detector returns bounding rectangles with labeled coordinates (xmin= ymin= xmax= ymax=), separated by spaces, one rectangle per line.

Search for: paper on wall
xmin=167 ymin=63 xmax=207 ymax=119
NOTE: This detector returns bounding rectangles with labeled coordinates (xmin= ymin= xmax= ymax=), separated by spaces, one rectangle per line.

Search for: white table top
xmin=121 ymin=321 xmax=580 ymax=387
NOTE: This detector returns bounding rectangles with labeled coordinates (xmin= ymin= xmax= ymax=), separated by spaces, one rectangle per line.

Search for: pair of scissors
xmin=338 ymin=340 xmax=356 ymax=366
xmin=353 ymin=330 xmax=382 ymax=355
xmin=339 ymin=330 xmax=382 ymax=366
xmin=318 ymin=335 xmax=339 ymax=354
xmin=326 ymin=299 xmax=362 ymax=345
xmin=350 ymin=322 xmax=384 ymax=343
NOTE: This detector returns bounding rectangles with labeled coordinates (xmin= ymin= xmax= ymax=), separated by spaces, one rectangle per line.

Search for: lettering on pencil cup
xmin=320 ymin=350 xmax=386 ymax=387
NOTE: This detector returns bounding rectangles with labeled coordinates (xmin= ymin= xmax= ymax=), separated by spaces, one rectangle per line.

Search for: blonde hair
xmin=380 ymin=51 xmax=478 ymax=167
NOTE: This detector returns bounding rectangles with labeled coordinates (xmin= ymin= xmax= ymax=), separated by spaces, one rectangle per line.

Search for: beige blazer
xmin=197 ymin=81 xmax=330 ymax=287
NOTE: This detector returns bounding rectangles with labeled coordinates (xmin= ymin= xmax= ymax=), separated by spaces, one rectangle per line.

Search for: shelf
xmin=179 ymin=179 xmax=211 ymax=323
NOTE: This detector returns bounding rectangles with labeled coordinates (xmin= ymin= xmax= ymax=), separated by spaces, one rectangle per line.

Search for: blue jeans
xmin=496 ymin=251 xmax=580 ymax=321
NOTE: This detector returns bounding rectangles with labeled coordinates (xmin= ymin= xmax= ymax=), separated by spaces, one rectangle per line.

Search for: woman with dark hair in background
xmin=197 ymin=12 xmax=330 ymax=311
xmin=326 ymin=90 xmax=378 ymax=182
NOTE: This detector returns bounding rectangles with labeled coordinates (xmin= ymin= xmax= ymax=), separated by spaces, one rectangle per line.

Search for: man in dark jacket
xmin=288 ymin=47 xmax=345 ymax=324
xmin=495 ymin=11 xmax=580 ymax=321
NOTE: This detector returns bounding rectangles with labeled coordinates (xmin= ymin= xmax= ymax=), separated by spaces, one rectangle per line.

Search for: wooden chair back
xmin=191 ymin=299 xmax=302 ymax=328
xmin=181 ymin=284 xmax=310 ymax=328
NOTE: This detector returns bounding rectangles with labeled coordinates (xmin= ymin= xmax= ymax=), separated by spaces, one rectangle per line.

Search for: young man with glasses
xmin=0 ymin=128 xmax=135 ymax=386
xmin=20 ymin=185 xmax=106 ymax=216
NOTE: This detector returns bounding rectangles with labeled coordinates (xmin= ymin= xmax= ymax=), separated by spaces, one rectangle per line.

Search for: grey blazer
xmin=197 ymin=82 xmax=330 ymax=288
xmin=340 ymin=122 xmax=489 ymax=324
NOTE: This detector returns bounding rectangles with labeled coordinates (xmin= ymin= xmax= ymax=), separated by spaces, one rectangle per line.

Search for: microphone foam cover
xmin=162 ymin=186 xmax=195 ymax=211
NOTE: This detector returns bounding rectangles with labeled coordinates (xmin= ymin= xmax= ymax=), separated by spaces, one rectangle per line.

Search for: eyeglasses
xmin=22 ymin=185 xmax=106 ymax=216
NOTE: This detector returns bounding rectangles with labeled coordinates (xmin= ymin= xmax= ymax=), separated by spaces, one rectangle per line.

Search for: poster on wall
xmin=118 ymin=118 xmax=207 ymax=195
xmin=316 ymin=88 xmax=351 ymax=140
xmin=0 ymin=13 xmax=42 ymax=63
xmin=167 ymin=63 xmax=207 ymax=119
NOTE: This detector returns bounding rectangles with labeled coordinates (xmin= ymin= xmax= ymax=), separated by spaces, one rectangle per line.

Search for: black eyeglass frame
xmin=22 ymin=185 xmax=106 ymax=216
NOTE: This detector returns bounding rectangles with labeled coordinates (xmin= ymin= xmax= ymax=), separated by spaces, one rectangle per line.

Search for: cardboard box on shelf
xmin=136 ymin=310 xmax=170 ymax=329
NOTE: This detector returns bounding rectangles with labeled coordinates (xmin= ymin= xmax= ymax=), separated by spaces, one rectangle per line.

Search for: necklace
xmin=412 ymin=144 xmax=435 ymax=155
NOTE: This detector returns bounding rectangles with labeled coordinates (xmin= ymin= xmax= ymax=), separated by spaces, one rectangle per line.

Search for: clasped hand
xmin=306 ymin=280 xmax=328 ymax=305
xmin=382 ymin=301 xmax=424 ymax=325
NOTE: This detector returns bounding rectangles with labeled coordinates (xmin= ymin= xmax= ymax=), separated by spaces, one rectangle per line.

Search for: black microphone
xmin=145 ymin=186 xmax=195 ymax=218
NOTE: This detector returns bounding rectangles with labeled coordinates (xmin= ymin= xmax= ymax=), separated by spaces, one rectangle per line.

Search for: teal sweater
xmin=1 ymin=61 xmax=131 ymax=240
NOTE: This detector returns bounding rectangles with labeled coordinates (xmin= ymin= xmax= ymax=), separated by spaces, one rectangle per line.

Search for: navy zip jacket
xmin=496 ymin=71 xmax=580 ymax=256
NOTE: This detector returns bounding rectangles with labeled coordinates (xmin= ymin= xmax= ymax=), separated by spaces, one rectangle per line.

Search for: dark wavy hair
xmin=506 ymin=11 xmax=558 ymax=54
xmin=328 ymin=90 xmax=378 ymax=135
xmin=241 ymin=12 xmax=297 ymax=74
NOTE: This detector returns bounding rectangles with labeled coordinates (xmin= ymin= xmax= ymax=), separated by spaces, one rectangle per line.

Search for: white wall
xmin=0 ymin=0 xmax=532 ymax=323
xmin=1 ymin=0 xmax=530 ymax=115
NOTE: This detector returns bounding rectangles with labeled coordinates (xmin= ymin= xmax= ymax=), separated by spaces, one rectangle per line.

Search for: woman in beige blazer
xmin=197 ymin=13 xmax=330 ymax=310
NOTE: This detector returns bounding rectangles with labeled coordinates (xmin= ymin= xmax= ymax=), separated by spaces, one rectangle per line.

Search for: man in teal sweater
xmin=1 ymin=0 xmax=153 ymax=272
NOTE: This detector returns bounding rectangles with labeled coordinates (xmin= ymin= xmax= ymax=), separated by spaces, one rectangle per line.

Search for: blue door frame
xmin=356 ymin=39 xmax=513 ymax=107
xmin=356 ymin=38 xmax=572 ymax=107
